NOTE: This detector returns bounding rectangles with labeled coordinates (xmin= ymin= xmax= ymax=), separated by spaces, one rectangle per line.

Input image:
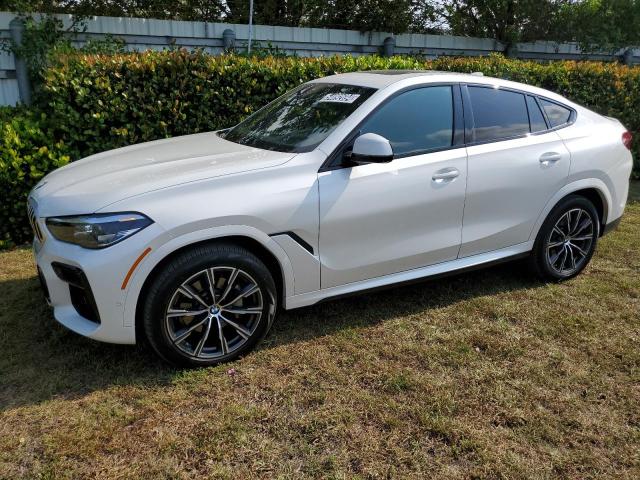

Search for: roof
xmin=310 ymin=70 xmax=480 ymax=89
xmin=309 ymin=70 xmax=578 ymax=108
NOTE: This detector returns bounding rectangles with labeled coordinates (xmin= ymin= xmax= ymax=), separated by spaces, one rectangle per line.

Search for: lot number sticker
xmin=320 ymin=93 xmax=361 ymax=103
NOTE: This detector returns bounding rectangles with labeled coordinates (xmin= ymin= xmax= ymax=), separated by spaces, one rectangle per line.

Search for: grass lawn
xmin=1 ymin=183 xmax=639 ymax=479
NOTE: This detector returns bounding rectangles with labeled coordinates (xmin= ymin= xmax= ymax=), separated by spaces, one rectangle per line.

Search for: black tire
xmin=142 ymin=243 xmax=277 ymax=367
xmin=529 ymin=195 xmax=600 ymax=281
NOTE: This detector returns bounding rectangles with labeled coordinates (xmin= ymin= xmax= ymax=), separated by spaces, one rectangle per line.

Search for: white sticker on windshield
xmin=320 ymin=93 xmax=361 ymax=103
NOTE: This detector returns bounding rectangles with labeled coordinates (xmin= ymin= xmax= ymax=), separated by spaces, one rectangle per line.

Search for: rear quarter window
xmin=539 ymin=99 xmax=572 ymax=128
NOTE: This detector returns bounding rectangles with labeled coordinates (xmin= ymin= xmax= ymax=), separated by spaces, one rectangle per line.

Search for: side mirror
xmin=350 ymin=133 xmax=394 ymax=164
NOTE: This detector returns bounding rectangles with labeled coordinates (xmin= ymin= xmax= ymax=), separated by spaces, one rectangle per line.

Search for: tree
xmin=5 ymin=0 xmax=639 ymax=51
xmin=1 ymin=1 xmax=229 ymax=22
xmin=410 ymin=0 xmax=448 ymax=33
xmin=559 ymin=0 xmax=640 ymax=51
xmin=226 ymin=0 xmax=305 ymax=27
xmin=301 ymin=0 xmax=414 ymax=33
xmin=431 ymin=0 xmax=570 ymax=45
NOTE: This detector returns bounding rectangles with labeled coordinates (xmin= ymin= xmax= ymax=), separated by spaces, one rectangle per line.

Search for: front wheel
xmin=142 ymin=243 xmax=277 ymax=367
xmin=530 ymin=195 xmax=600 ymax=281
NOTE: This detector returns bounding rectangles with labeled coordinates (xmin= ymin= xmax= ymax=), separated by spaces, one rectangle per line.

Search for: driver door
xmin=318 ymin=85 xmax=468 ymax=288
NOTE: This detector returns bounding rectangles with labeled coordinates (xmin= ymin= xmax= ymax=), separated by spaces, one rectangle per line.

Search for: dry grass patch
xmin=1 ymin=183 xmax=639 ymax=479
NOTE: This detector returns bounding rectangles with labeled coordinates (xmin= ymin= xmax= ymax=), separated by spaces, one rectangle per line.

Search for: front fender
xmin=121 ymin=224 xmax=296 ymax=329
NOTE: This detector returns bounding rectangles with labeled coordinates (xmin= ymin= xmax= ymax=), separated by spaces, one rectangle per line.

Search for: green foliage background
xmin=1 ymin=51 xmax=638 ymax=247
xmin=0 ymin=106 xmax=70 ymax=247
xmin=7 ymin=1 xmax=639 ymax=47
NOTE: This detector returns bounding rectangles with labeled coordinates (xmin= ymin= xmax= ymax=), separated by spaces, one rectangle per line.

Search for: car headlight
xmin=46 ymin=213 xmax=153 ymax=249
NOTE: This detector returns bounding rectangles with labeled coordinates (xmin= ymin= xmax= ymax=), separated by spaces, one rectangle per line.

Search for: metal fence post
xmin=505 ymin=43 xmax=518 ymax=59
xmin=222 ymin=29 xmax=236 ymax=51
xmin=9 ymin=17 xmax=32 ymax=105
xmin=248 ymin=0 xmax=254 ymax=54
xmin=383 ymin=37 xmax=395 ymax=57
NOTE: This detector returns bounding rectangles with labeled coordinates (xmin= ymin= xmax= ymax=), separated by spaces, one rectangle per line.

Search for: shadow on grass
xmin=0 ymin=259 xmax=542 ymax=411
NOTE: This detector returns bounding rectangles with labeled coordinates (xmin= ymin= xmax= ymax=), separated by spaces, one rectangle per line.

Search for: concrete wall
xmin=0 ymin=14 xmax=20 ymax=106
xmin=1 ymin=12 xmax=636 ymax=106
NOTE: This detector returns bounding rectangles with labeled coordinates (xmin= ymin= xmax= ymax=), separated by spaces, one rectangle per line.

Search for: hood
xmin=30 ymin=131 xmax=295 ymax=216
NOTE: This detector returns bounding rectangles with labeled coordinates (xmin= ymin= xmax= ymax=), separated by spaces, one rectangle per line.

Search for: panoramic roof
xmin=361 ymin=69 xmax=449 ymax=75
xmin=311 ymin=70 xmax=478 ymax=89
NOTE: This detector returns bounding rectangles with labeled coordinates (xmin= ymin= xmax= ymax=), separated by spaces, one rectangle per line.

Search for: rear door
xmin=459 ymin=86 xmax=571 ymax=257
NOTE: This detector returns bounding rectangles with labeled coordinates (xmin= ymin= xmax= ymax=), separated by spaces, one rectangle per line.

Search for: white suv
xmin=28 ymin=71 xmax=633 ymax=366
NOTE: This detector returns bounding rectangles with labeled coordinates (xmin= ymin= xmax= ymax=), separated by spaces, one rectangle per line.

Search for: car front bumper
xmin=32 ymin=220 xmax=162 ymax=345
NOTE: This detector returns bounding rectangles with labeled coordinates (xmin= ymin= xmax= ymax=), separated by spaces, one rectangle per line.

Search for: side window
xmin=468 ymin=87 xmax=530 ymax=142
xmin=527 ymin=96 xmax=548 ymax=132
xmin=360 ymin=86 xmax=453 ymax=156
xmin=539 ymin=99 xmax=572 ymax=128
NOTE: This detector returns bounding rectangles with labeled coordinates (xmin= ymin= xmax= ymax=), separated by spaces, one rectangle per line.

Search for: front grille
xmin=27 ymin=199 xmax=45 ymax=243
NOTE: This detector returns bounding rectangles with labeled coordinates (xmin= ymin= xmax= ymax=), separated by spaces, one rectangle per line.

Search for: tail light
xmin=622 ymin=131 xmax=633 ymax=150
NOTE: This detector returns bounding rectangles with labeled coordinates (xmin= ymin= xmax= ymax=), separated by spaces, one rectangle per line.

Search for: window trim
xmin=319 ymin=82 xmax=465 ymax=172
xmin=462 ymin=83 xmax=577 ymax=147
xmin=526 ymin=95 xmax=550 ymax=132
xmin=318 ymin=81 xmax=577 ymax=172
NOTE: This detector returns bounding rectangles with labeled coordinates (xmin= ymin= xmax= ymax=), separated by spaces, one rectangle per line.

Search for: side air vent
xmin=269 ymin=231 xmax=315 ymax=255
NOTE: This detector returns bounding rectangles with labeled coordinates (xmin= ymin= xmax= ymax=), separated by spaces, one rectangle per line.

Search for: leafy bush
xmin=39 ymin=52 xmax=640 ymax=171
xmin=39 ymin=52 xmax=427 ymax=159
xmin=0 ymin=107 xmax=70 ymax=248
xmin=0 ymin=14 xmax=90 ymax=88
xmin=2 ymin=52 xmax=639 ymax=247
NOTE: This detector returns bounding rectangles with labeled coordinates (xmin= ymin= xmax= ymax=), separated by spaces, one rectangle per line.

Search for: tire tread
xmin=142 ymin=242 xmax=276 ymax=367
xmin=529 ymin=195 xmax=599 ymax=281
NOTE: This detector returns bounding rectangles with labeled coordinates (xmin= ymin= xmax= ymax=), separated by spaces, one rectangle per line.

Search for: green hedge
xmin=1 ymin=52 xmax=639 ymax=247
xmin=39 ymin=52 xmax=640 ymax=166
xmin=0 ymin=107 xmax=70 ymax=248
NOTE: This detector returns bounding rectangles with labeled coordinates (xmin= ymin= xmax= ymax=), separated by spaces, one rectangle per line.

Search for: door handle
xmin=432 ymin=168 xmax=460 ymax=183
xmin=539 ymin=152 xmax=562 ymax=165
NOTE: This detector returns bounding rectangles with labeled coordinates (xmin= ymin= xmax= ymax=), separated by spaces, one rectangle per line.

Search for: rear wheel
xmin=143 ymin=243 xmax=277 ymax=367
xmin=530 ymin=195 xmax=599 ymax=281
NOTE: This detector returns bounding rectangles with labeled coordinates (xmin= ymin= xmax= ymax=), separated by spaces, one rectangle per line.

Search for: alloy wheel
xmin=164 ymin=266 xmax=264 ymax=360
xmin=545 ymin=208 xmax=595 ymax=276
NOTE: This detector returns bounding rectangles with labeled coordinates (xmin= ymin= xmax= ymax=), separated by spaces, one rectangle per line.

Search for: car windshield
xmin=222 ymin=83 xmax=376 ymax=153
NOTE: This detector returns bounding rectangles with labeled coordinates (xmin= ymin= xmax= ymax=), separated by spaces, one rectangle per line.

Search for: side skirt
xmin=284 ymin=242 xmax=532 ymax=309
